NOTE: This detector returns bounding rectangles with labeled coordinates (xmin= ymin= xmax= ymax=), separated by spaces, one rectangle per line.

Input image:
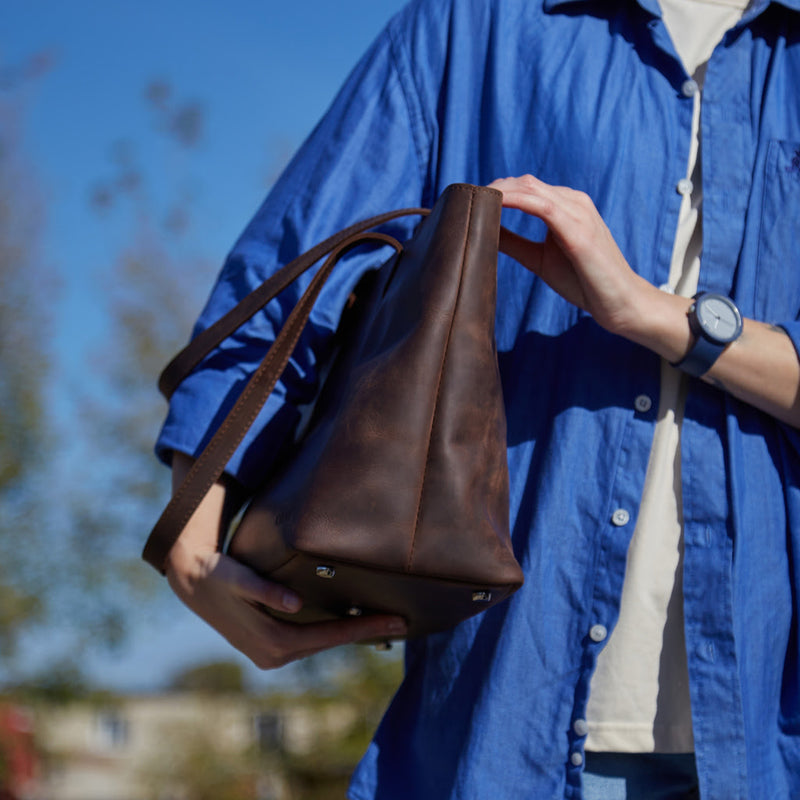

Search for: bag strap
xmin=143 ymin=229 xmax=406 ymax=572
xmin=158 ymin=210 xmax=528 ymax=400
xmin=158 ymin=206 xmax=430 ymax=400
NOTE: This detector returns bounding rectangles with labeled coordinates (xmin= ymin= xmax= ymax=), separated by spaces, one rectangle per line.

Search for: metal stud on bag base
xmin=315 ymin=566 xmax=336 ymax=579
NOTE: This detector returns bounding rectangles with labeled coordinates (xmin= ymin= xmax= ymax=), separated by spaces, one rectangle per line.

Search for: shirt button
xmin=676 ymin=178 xmax=694 ymax=195
xmin=659 ymin=283 xmax=674 ymax=294
xmin=634 ymin=394 xmax=652 ymax=413
xmin=611 ymin=508 xmax=630 ymax=527
xmin=570 ymin=751 xmax=584 ymax=767
xmin=573 ymin=718 xmax=589 ymax=737
xmin=681 ymin=78 xmax=699 ymax=97
xmin=590 ymin=624 xmax=608 ymax=642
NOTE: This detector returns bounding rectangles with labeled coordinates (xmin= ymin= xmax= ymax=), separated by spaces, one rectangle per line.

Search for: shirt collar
xmin=758 ymin=0 xmax=800 ymax=14
xmin=542 ymin=0 xmax=800 ymax=18
xmin=542 ymin=0 xmax=660 ymax=15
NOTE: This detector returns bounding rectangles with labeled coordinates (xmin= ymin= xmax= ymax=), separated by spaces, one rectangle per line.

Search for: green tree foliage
xmin=143 ymin=710 xmax=270 ymax=800
xmin=271 ymin=645 xmax=403 ymax=799
xmin=148 ymin=738 xmax=262 ymax=800
xmin=142 ymin=647 xmax=402 ymax=800
xmin=0 ymin=65 xmax=213 ymax=670
xmin=82 ymin=79 xmax=212 ymax=541
xmin=169 ymin=661 xmax=248 ymax=695
xmin=37 ymin=79 xmax=217 ymax=664
xmin=0 ymin=54 xmax=52 ymax=658
xmin=3 ymin=663 xmax=109 ymax=706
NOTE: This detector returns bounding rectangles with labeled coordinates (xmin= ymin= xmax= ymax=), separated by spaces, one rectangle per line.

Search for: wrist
xmin=164 ymin=533 xmax=222 ymax=602
xmin=169 ymin=451 xmax=243 ymax=558
xmin=164 ymin=528 xmax=217 ymax=575
xmin=614 ymin=282 xmax=695 ymax=362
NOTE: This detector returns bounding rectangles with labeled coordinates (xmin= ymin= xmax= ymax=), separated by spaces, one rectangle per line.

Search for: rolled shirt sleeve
xmin=155 ymin=17 xmax=431 ymax=489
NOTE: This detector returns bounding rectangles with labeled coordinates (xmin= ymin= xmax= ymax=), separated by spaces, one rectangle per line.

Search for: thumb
xmin=220 ymin=555 xmax=304 ymax=615
xmin=500 ymin=227 xmax=544 ymax=276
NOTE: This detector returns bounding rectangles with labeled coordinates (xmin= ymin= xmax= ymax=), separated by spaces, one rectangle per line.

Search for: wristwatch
xmin=672 ymin=292 xmax=743 ymax=377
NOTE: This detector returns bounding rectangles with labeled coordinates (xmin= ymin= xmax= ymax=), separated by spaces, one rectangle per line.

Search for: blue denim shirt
xmin=156 ymin=0 xmax=800 ymax=796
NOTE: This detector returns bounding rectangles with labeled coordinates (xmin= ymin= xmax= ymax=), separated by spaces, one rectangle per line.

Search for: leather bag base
xmin=261 ymin=551 xmax=519 ymax=639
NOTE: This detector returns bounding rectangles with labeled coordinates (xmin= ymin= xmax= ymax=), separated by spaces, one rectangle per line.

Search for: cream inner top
xmin=584 ymin=0 xmax=749 ymax=754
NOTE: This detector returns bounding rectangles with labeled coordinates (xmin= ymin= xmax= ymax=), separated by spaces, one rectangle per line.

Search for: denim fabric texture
xmin=155 ymin=0 xmax=800 ymax=797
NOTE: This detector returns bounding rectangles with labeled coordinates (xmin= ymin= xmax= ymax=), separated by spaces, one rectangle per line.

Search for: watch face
xmin=695 ymin=294 xmax=743 ymax=344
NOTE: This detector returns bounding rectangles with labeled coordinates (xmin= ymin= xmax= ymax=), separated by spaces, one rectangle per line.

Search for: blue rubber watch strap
xmin=672 ymin=333 xmax=726 ymax=377
xmin=672 ymin=293 xmax=742 ymax=377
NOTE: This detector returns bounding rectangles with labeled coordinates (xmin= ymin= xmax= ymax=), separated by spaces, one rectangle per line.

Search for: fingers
xmin=489 ymin=173 xmax=576 ymax=204
xmin=261 ymin=614 xmax=408 ymax=668
xmin=229 ymin=563 xmax=408 ymax=665
xmin=498 ymin=226 xmax=544 ymax=276
xmin=183 ymin=552 xmax=408 ymax=670
xmin=489 ymin=174 xmax=560 ymax=217
xmin=225 ymin=560 xmax=407 ymax=644
xmin=491 ymin=173 xmax=632 ymax=279
xmin=227 ymin=557 xmax=303 ymax=615
xmin=490 ymin=175 xmax=598 ymax=253
xmin=246 ymin=610 xmax=408 ymax=670
xmin=490 ymin=174 xmax=650 ymax=335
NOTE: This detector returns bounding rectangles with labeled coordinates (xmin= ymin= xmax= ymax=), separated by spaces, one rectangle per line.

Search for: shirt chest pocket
xmin=754 ymin=140 xmax=800 ymax=323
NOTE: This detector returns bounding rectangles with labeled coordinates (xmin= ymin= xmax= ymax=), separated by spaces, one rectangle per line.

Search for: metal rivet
xmin=315 ymin=566 xmax=336 ymax=579
xmin=472 ymin=591 xmax=493 ymax=603
xmin=346 ymin=607 xmax=362 ymax=617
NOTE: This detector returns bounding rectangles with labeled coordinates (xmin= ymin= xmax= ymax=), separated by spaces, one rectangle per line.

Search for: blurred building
xmin=6 ymin=691 xmax=361 ymax=800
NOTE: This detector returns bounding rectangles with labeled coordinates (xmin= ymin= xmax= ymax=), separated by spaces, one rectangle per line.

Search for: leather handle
xmin=143 ymin=231 xmax=404 ymax=572
xmin=158 ymin=210 xmax=532 ymax=400
xmin=158 ymin=207 xmax=430 ymax=400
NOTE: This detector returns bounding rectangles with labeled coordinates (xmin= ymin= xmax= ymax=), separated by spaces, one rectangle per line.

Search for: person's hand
xmin=165 ymin=544 xmax=408 ymax=669
xmin=165 ymin=453 xmax=408 ymax=670
xmin=490 ymin=174 xmax=800 ymax=428
xmin=490 ymin=174 xmax=662 ymax=339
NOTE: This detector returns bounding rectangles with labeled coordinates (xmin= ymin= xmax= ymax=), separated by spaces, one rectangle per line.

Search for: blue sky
xmin=2 ymin=0 xmax=408 ymax=370
xmin=1 ymin=0 xmax=408 ymax=690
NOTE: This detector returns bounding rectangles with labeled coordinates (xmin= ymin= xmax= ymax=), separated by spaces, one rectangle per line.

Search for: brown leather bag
xmin=143 ymin=183 xmax=525 ymax=638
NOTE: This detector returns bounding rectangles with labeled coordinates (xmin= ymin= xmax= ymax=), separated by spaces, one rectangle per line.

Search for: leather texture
xmin=143 ymin=183 xmax=525 ymax=638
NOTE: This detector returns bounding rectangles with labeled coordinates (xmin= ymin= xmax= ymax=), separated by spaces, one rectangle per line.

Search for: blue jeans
xmin=582 ymin=753 xmax=700 ymax=800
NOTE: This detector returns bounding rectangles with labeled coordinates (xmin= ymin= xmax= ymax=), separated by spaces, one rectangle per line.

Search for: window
xmin=253 ymin=712 xmax=282 ymax=752
xmin=94 ymin=709 xmax=130 ymax=751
